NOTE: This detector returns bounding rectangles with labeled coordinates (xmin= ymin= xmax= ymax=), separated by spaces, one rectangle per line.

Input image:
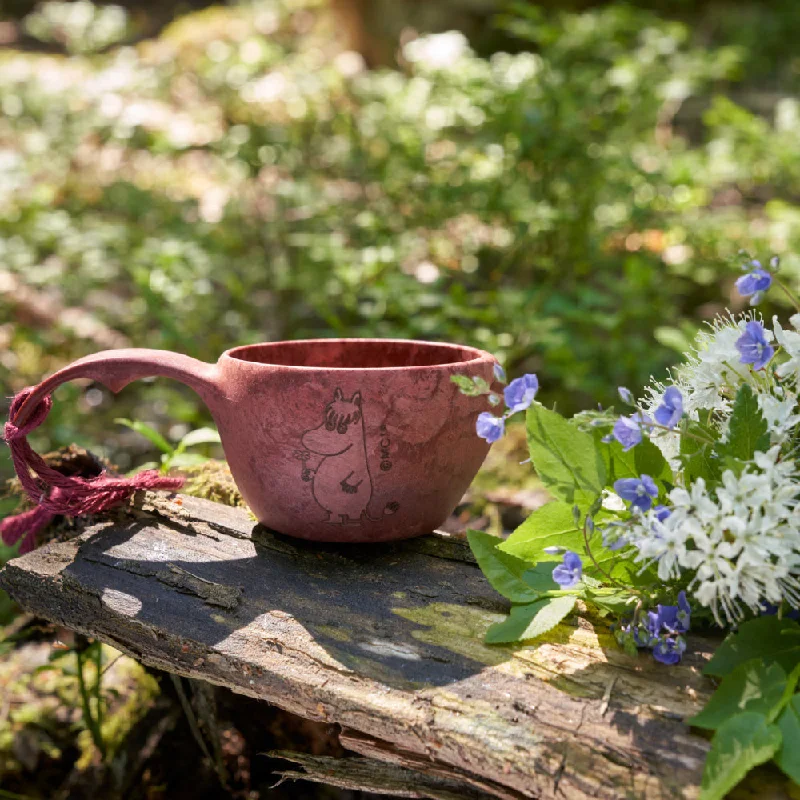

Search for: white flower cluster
xmin=629 ymin=447 xmax=800 ymax=624
xmin=643 ymin=314 xmax=800 ymax=466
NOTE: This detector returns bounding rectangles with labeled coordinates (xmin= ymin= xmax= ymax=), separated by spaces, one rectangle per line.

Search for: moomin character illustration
xmin=297 ymin=388 xmax=398 ymax=524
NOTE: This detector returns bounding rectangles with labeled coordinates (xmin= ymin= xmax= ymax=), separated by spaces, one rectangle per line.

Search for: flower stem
xmin=775 ymin=277 xmax=800 ymax=313
xmin=76 ymin=642 xmax=106 ymax=759
xmin=581 ymin=516 xmax=630 ymax=591
xmin=654 ymin=422 xmax=714 ymax=445
xmin=631 ymin=404 xmax=715 ymax=445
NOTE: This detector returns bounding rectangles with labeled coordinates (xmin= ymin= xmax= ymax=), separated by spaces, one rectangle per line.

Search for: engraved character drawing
xmin=298 ymin=389 xmax=398 ymax=524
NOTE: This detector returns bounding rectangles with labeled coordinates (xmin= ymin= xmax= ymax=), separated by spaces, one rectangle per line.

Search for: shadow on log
xmin=0 ymin=492 xmax=794 ymax=799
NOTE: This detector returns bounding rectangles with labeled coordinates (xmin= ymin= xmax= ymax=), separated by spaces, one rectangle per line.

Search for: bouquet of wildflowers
xmin=457 ymin=255 xmax=800 ymax=798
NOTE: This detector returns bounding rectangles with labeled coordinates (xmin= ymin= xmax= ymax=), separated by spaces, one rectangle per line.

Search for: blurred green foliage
xmin=2 ymin=0 xmax=800 ymax=475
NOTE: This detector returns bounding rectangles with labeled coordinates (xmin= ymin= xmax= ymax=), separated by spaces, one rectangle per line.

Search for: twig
xmin=599 ymin=677 xmax=617 ymax=717
xmin=169 ymin=673 xmax=228 ymax=788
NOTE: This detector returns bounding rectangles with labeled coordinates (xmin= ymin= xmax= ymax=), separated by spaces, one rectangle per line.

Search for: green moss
xmin=316 ymin=625 xmax=351 ymax=642
xmin=181 ymin=460 xmax=246 ymax=509
xmin=392 ymin=603 xmax=510 ymax=666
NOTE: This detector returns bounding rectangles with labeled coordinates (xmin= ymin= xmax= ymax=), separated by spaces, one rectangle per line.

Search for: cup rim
xmin=221 ymin=338 xmax=495 ymax=372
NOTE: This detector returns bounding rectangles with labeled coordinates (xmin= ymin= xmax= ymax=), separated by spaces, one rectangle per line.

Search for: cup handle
xmin=11 ymin=348 xmax=221 ymax=429
xmin=1 ymin=349 xmax=223 ymax=552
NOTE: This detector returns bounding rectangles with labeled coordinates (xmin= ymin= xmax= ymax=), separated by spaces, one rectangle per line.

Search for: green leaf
xmin=775 ymin=695 xmax=800 ymax=784
xmin=485 ymin=596 xmax=576 ymax=644
xmin=584 ymin=588 xmax=638 ymax=616
xmin=525 ymin=403 xmax=605 ymax=509
xmin=715 ymin=384 xmax=770 ymax=464
xmin=680 ymin=435 xmax=720 ymax=486
xmin=499 ymin=501 xmax=617 ymax=580
xmin=608 ymin=556 xmax=660 ymax=589
xmin=699 ymin=712 xmax=782 ymax=800
xmin=519 ymin=562 xmax=561 ymax=593
xmin=450 ymin=374 xmax=481 ymax=396
xmin=704 ymin=616 xmax=800 ymax=677
xmin=690 ymin=659 xmax=788 ymax=731
xmin=771 ymin=662 xmax=800 ymax=722
xmin=115 ymin=418 xmax=174 ymax=455
xmin=603 ymin=436 xmax=672 ymax=487
xmin=130 ymin=461 xmax=160 ymax=474
xmin=175 ymin=427 xmax=221 ymax=452
xmin=472 ymin=376 xmax=491 ymax=394
xmin=499 ymin=501 xmax=579 ymax=561
xmin=166 ymin=452 xmax=211 ymax=469
xmin=467 ymin=530 xmax=541 ymax=603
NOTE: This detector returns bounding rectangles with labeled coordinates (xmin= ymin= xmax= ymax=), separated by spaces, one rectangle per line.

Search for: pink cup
xmin=12 ymin=340 xmax=496 ymax=542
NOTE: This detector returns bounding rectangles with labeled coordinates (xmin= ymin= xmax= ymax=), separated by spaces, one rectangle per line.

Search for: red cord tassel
xmin=1 ymin=387 xmax=184 ymax=552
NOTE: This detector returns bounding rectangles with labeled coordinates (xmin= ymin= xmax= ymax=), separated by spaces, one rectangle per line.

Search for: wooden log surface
xmin=0 ymin=493 xmax=794 ymax=800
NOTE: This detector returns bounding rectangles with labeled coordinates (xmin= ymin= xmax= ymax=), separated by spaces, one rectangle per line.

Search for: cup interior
xmin=226 ymin=339 xmax=484 ymax=370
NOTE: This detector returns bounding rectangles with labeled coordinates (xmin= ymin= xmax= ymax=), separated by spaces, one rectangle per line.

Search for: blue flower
xmin=653 ymin=505 xmax=671 ymax=523
xmin=652 ymin=636 xmax=686 ymax=665
xmin=736 ymin=266 xmax=772 ymax=306
xmin=735 ymin=320 xmax=774 ymax=370
xmin=493 ymin=363 xmax=507 ymax=383
xmin=618 ymin=386 xmax=633 ymax=404
xmin=614 ymin=475 xmax=658 ymax=512
xmin=644 ymin=610 xmax=662 ymax=641
xmin=504 ymin=374 xmax=539 ymax=414
xmin=655 ymin=592 xmax=691 ymax=635
xmin=654 ymin=387 xmax=683 ymax=429
xmin=552 ymin=551 xmax=582 ymax=588
xmin=476 ymin=412 xmax=505 ymax=443
xmin=612 ymin=412 xmax=653 ymax=451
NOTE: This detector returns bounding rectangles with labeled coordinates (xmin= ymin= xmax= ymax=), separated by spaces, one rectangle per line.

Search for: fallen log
xmin=0 ymin=492 xmax=793 ymax=799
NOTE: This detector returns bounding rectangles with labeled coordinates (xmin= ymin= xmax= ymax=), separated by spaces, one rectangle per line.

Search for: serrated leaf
xmin=690 ymin=659 xmax=787 ymax=731
xmin=467 ymin=530 xmax=541 ymax=603
xmin=715 ymin=384 xmax=770 ymax=464
xmin=704 ymin=616 xmax=800 ymax=677
xmin=775 ymin=695 xmax=800 ymax=784
xmin=485 ymin=596 xmax=576 ymax=644
xmin=699 ymin=712 xmax=782 ymax=800
xmin=115 ymin=417 xmax=173 ymax=455
xmin=526 ymin=403 xmax=605 ymax=509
